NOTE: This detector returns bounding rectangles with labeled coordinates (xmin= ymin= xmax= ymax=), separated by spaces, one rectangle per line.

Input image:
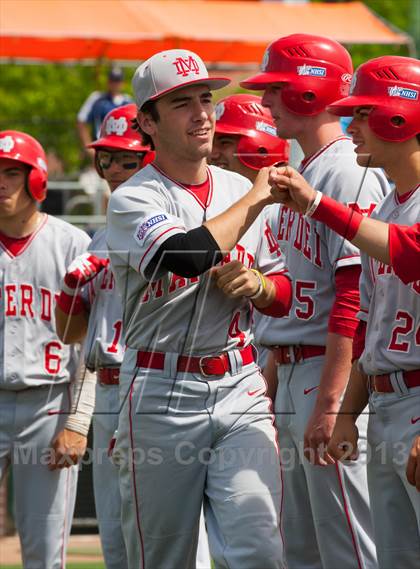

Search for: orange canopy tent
xmin=0 ymin=0 xmax=412 ymax=66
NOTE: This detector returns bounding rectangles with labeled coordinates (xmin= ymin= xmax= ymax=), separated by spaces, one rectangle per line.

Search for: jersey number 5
xmin=295 ymin=280 xmax=316 ymax=320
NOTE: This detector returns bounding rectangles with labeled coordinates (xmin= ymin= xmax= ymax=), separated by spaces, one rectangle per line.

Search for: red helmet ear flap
xmin=236 ymin=136 xmax=269 ymax=170
xmin=281 ymin=82 xmax=326 ymax=116
xmin=236 ymin=134 xmax=290 ymax=170
xmin=27 ymin=167 xmax=47 ymax=201
xmin=368 ymin=106 xmax=418 ymax=142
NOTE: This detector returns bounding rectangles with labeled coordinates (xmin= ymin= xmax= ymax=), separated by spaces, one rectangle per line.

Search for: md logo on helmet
xmin=105 ymin=116 xmax=129 ymax=136
xmin=0 ymin=135 xmax=15 ymax=153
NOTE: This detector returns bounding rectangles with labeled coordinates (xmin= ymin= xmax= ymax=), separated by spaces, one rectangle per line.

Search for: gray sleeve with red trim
xmin=106 ymin=180 xmax=186 ymax=280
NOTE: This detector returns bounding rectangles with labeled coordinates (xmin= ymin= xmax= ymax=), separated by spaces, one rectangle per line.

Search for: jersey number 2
xmin=388 ymin=310 xmax=420 ymax=352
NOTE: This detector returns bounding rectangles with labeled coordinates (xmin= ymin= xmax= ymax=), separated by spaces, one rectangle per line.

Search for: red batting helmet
xmin=328 ymin=56 xmax=420 ymax=142
xmin=87 ymin=104 xmax=154 ymax=176
xmin=0 ymin=130 xmax=48 ymax=202
xmin=240 ymin=34 xmax=353 ymax=116
xmin=214 ymin=94 xmax=289 ymax=170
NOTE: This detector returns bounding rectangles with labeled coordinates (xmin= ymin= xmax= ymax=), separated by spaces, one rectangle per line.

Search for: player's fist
xmin=210 ymin=260 xmax=260 ymax=299
xmin=304 ymin=407 xmax=337 ymax=466
xmin=328 ymin=416 xmax=360 ymax=462
xmin=269 ymin=166 xmax=317 ymax=213
xmin=48 ymin=428 xmax=88 ymax=470
xmin=63 ymin=253 xmax=109 ymax=293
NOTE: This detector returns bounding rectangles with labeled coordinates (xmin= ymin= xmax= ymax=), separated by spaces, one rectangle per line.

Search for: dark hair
xmin=417 ymin=133 xmax=420 ymax=144
xmin=132 ymin=100 xmax=160 ymax=150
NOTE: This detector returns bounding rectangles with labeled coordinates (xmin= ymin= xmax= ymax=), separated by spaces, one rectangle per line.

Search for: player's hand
xmin=249 ymin=167 xmax=274 ymax=205
xmin=269 ymin=166 xmax=317 ymax=213
xmin=304 ymin=404 xmax=337 ymax=466
xmin=406 ymin=435 xmax=420 ymax=492
xmin=63 ymin=253 xmax=109 ymax=293
xmin=48 ymin=428 xmax=88 ymax=470
xmin=328 ymin=416 xmax=360 ymax=463
xmin=210 ymin=260 xmax=260 ymax=298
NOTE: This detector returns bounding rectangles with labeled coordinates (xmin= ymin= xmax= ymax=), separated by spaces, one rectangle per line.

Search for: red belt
xmin=136 ymin=345 xmax=254 ymax=377
xmin=272 ymin=345 xmax=326 ymax=365
xmin=371 ymin=370 xmax=420 ymax=393
xmin=97 ymin=367 xmax=120 ymax=385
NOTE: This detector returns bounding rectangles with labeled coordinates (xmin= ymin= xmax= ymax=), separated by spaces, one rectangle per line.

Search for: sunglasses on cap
xmin=97 ymin=150 xmax=145 ymax=170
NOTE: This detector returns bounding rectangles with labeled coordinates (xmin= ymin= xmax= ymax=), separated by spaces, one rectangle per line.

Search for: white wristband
xmin=305 ymin=191 xmax=322 ymax=218
xmin=61 ymin=281 xmax=79 ymax=296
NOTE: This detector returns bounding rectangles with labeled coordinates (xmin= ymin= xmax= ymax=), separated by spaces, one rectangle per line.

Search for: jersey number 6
xmin=44 ymin=341 xmax=63 ymax=375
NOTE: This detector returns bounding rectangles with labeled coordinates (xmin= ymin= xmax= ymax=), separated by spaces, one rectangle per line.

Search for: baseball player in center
xmin=56 ymin=103 xmax=211 ymax=569
xmin=106 ymin=49 xmax=293 ymax=568
xmin=241 ymin=34 xmax=390 ymax=568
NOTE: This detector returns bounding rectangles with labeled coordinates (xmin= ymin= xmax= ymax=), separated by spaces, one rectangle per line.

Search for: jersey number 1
xmin=107 ymin=320 xmax=123 ymax=354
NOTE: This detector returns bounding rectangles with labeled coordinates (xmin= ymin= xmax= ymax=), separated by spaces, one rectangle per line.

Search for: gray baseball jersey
xmin=359 ymin=185 xmax=420 ymax=375
xmin=255 ymin=136 xmax=390 ymax=347
xmin=106 ymin=163 xmax=288 ymax=355
xmin=85 ymin=226 xmax=213 ymax=569
xmin=83 ymin=228 xmax=125 ymax=370
xmin=107 ymin=163 xmax=287 ymax=568
xmin=0 ymin=215 xmax=90 ymax=389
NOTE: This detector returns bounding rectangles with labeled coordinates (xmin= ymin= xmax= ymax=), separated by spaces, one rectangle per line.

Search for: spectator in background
xmin=77 ymin=67 xmax=132 ymax=162
xmin=77 ymin=67 xmax=132 ymax=212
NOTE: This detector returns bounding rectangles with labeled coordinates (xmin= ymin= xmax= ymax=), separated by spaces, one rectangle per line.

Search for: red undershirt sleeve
xmin=389 ymin=223 xmax=420 ymax=284
xmin=328 ymin=265 xmax=361 ymax=338
xmin=255 ymin=273 xmax=292 ymax=317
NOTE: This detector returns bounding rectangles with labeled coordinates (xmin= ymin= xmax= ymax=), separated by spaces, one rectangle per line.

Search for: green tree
xmin=312 ymin=0 xmax=415 ymax=67
xmin=0 ymin=64 xmax=136 ymax=174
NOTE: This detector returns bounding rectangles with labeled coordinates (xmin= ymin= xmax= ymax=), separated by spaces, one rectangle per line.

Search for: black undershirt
xmin=149 ymin=226 xmax=223 ymax=278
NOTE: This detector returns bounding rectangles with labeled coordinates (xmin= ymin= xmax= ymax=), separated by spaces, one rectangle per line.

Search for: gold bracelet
xmin=247 ymin=269 xmax=266 ymax=300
